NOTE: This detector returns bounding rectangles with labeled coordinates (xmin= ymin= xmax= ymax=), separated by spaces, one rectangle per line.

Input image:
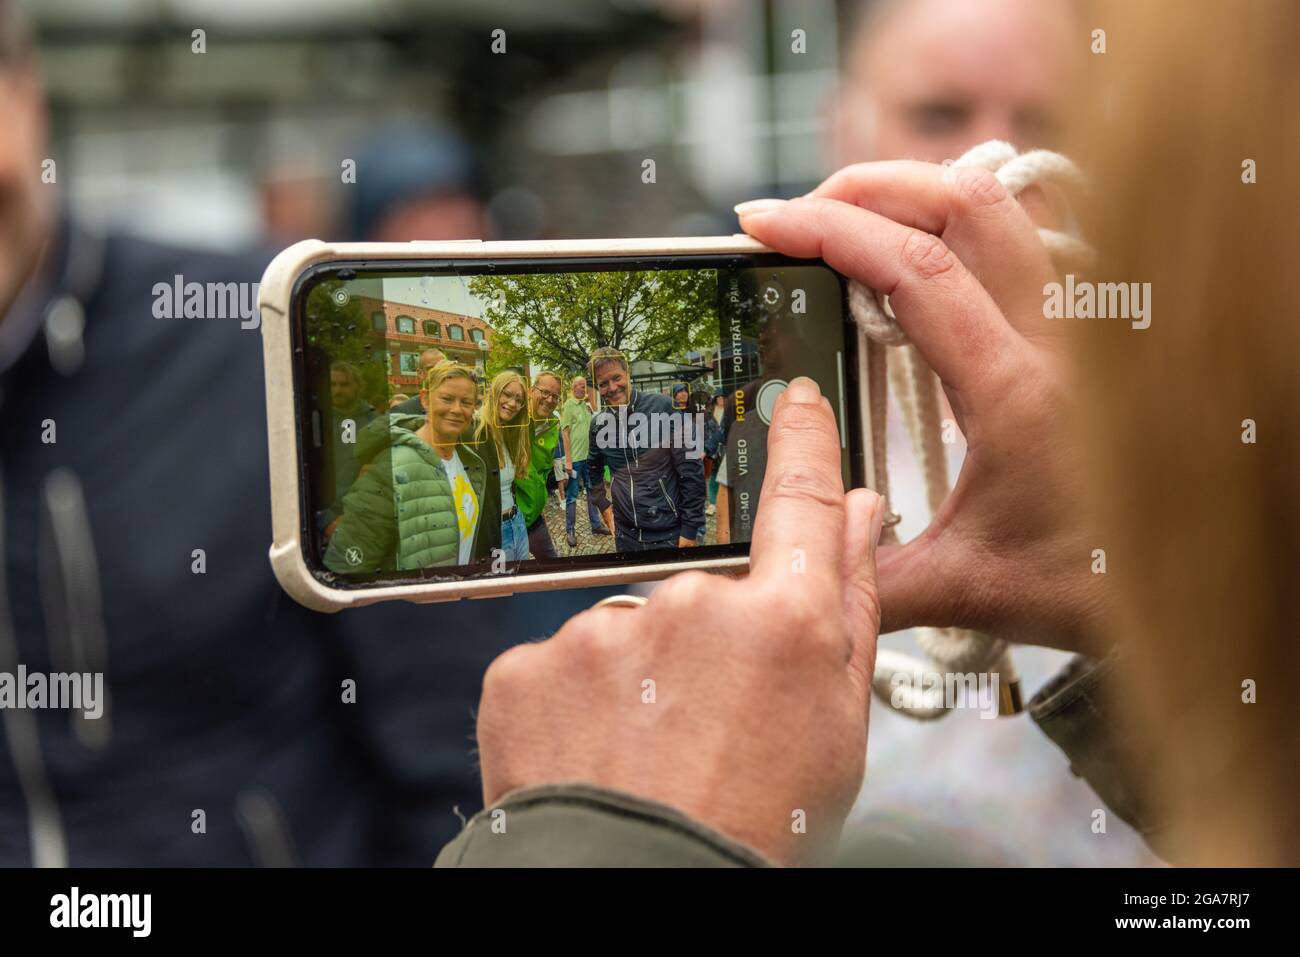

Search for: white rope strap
xmin=860 ymin=141 xmax=1091 ymax=720
xmin=851 ymin=141 xmax=1092 ymax=348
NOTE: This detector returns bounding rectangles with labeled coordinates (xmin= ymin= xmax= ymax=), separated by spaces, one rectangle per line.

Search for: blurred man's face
xmin=833 ymin=0 xmax=1078 ymax=165
xmin=369 ymin=193 xmax=487 ymax=243
xmin=0 ymin=62 xmax=53 ymax=318
xmin=571 ymin=377 xmax=586 ymax=400
xmin=330 ymin=369 xmax=358 ymax=410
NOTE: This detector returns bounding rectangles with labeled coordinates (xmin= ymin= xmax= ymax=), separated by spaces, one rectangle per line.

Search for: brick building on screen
xmin=353 ymin=296 xmax=493 ymax=396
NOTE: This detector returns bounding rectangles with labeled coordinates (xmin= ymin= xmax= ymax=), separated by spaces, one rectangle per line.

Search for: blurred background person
xmin=255 ymin=127 xmax=340 ymax=245
xmin=0 ymin=0 xmax=382 ymax=865
xmin=0 ymin=0 xmax=619 ymax=867
xmin=827 ymin=0 xmax=1076 ymax=166
xmin=345 ymin=124 xmax=490 ymax=244
xmin=815 ymin=0 xmax=1150 ymax=866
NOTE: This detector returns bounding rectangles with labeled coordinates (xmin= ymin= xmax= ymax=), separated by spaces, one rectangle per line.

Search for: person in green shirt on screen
xmin=513 ymin=370 xmax=564 ymax=560
xmin=559 ymin=375 xmax=612 ymax=549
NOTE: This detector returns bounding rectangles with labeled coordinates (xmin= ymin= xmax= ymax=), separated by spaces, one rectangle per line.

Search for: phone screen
xmin=293 ymin=254 xmax=860 ymax=587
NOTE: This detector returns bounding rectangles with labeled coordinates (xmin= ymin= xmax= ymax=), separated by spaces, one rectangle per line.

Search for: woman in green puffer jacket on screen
xmin=324 ymin=361 xmax=501 ymax=575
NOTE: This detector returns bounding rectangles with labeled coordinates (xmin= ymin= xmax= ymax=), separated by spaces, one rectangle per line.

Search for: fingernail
xmin=783 ymin=376 xmax=821 ymax=404
xmin=869 ymin=493 xmax=887 ymax=549
xmin=734 ymin=198 xmax=787 ymax=218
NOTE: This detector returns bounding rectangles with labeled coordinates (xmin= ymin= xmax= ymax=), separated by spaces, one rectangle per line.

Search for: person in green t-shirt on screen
xmin=513 ymin=370 xmax=564 ymax=559
xmin=559 ymin=375 xmax=612 ymax=549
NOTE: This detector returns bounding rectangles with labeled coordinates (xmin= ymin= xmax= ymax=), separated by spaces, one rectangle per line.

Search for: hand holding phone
xmin=738 ymin=163 xmax=1106 ymax=656
xmin=474 ymin=376 xmax=886 ymax=866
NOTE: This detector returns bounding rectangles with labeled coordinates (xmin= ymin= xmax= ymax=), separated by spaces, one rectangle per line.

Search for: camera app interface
xmin=298 ymin=258 xmax=850 ymax=583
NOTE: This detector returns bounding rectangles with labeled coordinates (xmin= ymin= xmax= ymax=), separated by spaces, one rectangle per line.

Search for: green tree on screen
xmin=469 ymin=269 xmax=716 ymax=374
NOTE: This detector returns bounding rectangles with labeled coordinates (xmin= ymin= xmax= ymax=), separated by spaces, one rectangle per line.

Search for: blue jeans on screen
xmin=500 ymin=508 xmax=531 ymax=562
xmin=565 ymin=459 xmax=608 ymax=534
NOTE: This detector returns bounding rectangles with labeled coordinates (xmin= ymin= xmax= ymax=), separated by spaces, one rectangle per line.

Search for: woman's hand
xmin=738 ymin=161 xmax=1109 ymax=656
xmin=475 ymin=377 xmax=885 ymax=866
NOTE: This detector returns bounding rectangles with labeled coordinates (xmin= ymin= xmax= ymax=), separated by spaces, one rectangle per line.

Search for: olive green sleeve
xmin=434 ymin=783 xmax=771 ymax=868
xmin=1028 ymin=647 xmax=1175 ymax=859
xmin=437 ymin=653 xmax=1175 ymax=867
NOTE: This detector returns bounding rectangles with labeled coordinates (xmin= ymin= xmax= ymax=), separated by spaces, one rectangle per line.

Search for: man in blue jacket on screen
xmin=586 ymin=347 xmax=706 ymax=553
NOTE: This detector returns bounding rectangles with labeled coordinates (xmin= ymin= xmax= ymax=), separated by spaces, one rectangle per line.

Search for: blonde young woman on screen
xmin=477 ymin=370 xmax=533 ymax=562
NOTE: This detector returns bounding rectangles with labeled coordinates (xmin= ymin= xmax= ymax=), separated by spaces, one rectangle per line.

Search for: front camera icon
xmin=759 ymin=280 xmax=784 ymax=313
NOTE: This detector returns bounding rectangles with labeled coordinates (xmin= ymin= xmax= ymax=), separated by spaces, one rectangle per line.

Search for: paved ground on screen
xmin=542 ymin=490 xmax=719 ymax=556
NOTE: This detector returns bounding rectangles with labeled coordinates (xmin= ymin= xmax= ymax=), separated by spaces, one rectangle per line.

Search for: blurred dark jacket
xmin=0 ymin=217 xmax=607 ymax=866
xmin=586 ymin=391 xmax=707 ymax=542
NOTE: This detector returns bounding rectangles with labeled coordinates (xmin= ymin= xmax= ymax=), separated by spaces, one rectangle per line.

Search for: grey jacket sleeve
xmin=434 ymin=783 xmax=771 ymax=868
xmin=1027 ymin=646 xmax=1173 ymax=859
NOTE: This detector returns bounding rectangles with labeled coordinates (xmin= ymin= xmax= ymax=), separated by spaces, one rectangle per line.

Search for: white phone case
xmin=259 ymin=236 xmax=879 ymax=612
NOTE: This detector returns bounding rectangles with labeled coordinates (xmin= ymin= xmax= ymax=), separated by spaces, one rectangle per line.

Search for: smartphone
xmin=259 ymin=236 xmax=880 ymax=611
